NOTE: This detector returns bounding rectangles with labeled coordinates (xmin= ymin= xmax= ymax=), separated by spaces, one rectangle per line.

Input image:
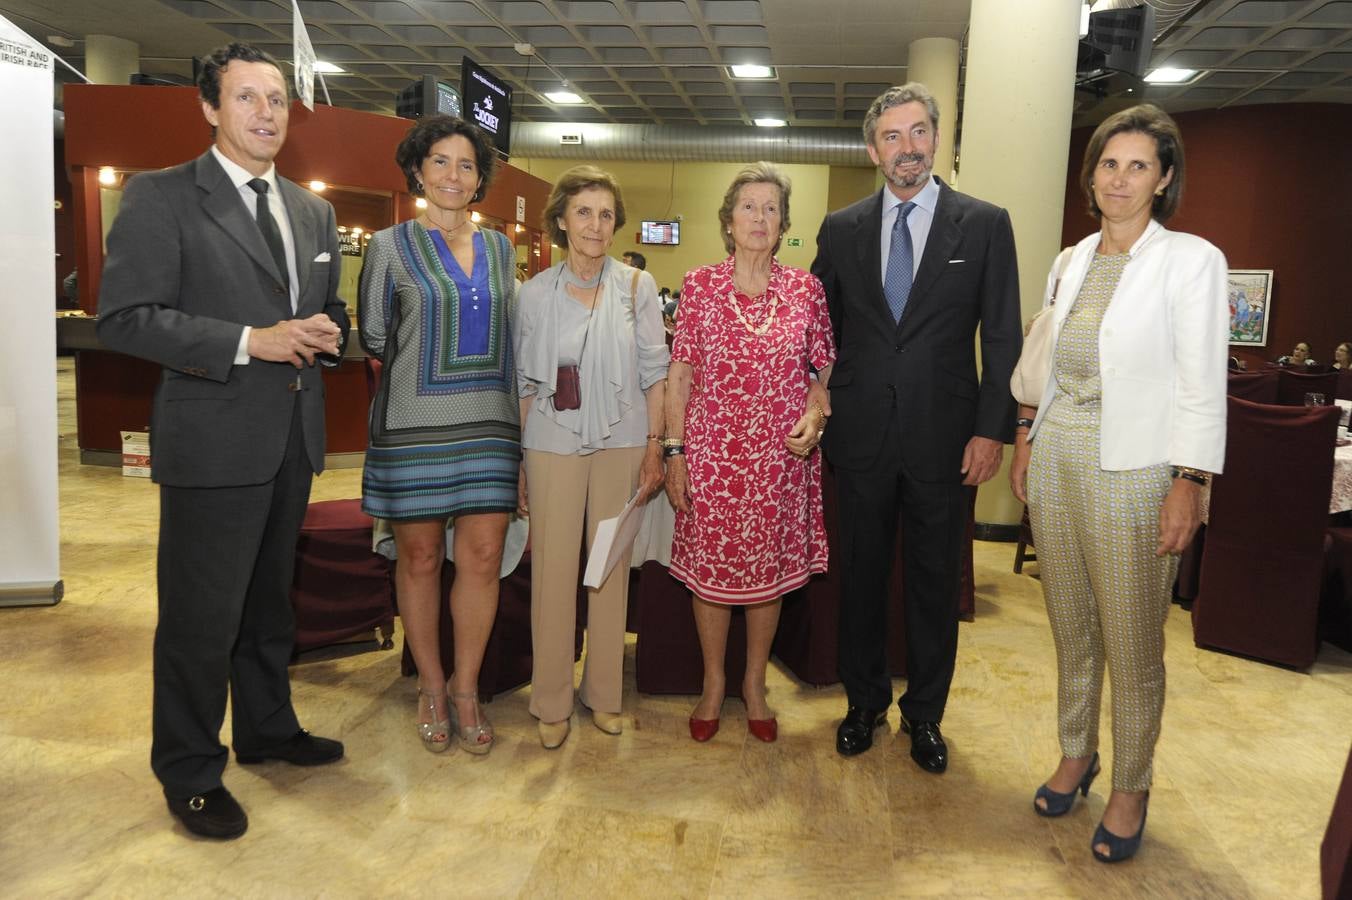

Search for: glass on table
xmin=1304 ymin=392 xmax=1327 ymax=407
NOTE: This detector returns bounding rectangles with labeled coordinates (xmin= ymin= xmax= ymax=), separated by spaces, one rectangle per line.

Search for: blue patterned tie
xmin=884 ymin=201 xmax=916 ymax=324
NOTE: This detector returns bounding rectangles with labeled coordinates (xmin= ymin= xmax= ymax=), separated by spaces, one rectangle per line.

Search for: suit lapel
xmin=851 ymin=189 xmax=891 ymax=327
xmin=278 ymin=176 xmax=313 ymax=304
xmin=900 ymin=179 xmax=961 ymax=330
xmin=196 ymin=153 xmax=289 ymax=301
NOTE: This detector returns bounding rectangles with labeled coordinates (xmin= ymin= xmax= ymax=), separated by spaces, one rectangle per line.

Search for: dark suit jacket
xmin=97 ymin=150 xmax=349 ymax=488
xmin=811 ymin=180 xmax=1021 ymax=481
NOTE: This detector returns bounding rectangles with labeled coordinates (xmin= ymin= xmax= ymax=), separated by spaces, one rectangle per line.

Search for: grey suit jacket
xmin=811 ymin=180 xmax=1022 ymax=480
xmin=97 ymin=150 xmax=349 ymax=488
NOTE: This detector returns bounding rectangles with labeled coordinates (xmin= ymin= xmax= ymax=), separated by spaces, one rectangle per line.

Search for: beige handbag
xmin=1010 ymin=247 xmax=1074 ymax=407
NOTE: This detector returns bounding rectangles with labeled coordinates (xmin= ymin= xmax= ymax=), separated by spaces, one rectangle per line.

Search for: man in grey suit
xmin=811 ymin=83 xmax=1021 ymax=772
xmin=97 ymin=43 xmax=349 ymax=839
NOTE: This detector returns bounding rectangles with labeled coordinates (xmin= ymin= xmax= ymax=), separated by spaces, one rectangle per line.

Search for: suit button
xmin=894 ymin=344 xmax=904 ymax=353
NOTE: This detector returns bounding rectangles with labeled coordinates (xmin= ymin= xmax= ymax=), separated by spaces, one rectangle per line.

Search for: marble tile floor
xmin=3 ymin=359 xmax=1350 ymax=898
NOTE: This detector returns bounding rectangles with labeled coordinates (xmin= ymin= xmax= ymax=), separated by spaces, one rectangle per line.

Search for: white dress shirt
xmin=879 ymin=173 xmax=939 ymax=285
xmin=211 ymin=146 xmax=299 ymax=364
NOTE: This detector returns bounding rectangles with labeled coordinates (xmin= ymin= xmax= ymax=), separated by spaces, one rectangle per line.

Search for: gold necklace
xmin=727 ymin=284 xmax=780 ymax=336
xmin=424 ymin=214 xmax=471 ymax=239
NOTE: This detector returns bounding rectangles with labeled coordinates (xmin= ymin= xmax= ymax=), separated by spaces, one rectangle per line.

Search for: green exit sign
xmin=785 ymin=237 xmax=803 ymax=248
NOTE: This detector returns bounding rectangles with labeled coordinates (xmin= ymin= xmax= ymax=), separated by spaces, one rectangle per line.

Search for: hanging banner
xmin=292 ymin=0 xmax=316 ymax=110
xmin=0 ymin=15 xmax=61 ymax=606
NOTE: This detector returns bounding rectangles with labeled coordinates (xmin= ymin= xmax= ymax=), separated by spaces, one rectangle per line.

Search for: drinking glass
xmin=1304 ymin=392 xmax=1327 ymax=407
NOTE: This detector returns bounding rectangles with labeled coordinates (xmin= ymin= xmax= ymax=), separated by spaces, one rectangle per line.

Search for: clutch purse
xmin=554 ymin=364 xmax=581 ymax=411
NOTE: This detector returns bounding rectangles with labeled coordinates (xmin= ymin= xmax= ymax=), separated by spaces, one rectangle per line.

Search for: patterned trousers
xmin=1027 ymin=397 xmax=1179 ymax=792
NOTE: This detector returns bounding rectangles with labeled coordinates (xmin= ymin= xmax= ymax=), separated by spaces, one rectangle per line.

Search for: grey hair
xmin=862 ymin=82 xmax=940 ymax=146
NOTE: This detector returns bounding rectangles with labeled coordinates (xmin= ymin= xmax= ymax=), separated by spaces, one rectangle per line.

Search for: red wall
xmin=1061 ymin=103 xmax=1352 ymax=370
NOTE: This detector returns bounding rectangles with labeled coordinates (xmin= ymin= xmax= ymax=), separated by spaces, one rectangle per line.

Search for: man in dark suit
xmin=97 ymin=43 xmax=349 ymax=839
xmin=811 ymin=83 xmax=1021 ymax=772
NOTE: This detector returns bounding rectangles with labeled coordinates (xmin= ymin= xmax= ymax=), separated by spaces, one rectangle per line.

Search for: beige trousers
xmin=524 ymin=446 xmax=643 ymax=723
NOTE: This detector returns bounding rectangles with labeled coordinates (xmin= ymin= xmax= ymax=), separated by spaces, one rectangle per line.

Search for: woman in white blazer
xmin=1009 ymin=104 xmax=1228 ymax=864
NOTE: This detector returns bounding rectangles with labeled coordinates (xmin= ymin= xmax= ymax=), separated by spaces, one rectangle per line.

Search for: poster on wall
xmin=291 ymin=0 xmax=316 ymax=110
xmin=1227 ymin=269 xmax=1273 ymax=347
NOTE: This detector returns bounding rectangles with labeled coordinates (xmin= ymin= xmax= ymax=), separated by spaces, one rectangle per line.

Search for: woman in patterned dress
xmin=359 ymin=116 xmax=519 ymax=755
xmin=1009 ymin=105 xmax=1228 ymax=862
xmin=665 ymin=162 xmax=836 ymax=744
xmin=516 ymin=166 xmax=669 ymax=750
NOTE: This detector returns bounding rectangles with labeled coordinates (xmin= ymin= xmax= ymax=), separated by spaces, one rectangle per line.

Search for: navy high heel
xmin=1033 ymin=751 xmax=1101 ymax=818
xmin=1092 ymin=791 xmax=1150 ymax=863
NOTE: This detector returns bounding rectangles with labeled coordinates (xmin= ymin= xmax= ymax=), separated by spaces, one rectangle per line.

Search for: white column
xmin=906 ymin=37 xmax=960 ymax=184
xmin=85 ymin=34 xmax=139 ymax=85
xmin=960 ymin=0 xmax=1081 ymax=529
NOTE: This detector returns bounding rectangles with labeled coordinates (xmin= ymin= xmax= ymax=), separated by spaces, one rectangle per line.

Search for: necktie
xmin=247 ymin=178 xmax=289 ymax=293
xmin=884 ymin=200 xmax=916 ymax=324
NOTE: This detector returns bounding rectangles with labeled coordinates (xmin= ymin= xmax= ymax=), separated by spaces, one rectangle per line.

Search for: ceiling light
xmin=48 ymin=35 xmax=74 ymax=48
xmin=471 ymin=211 xmax=482 ymax=223
xmin=754 ymin=118 xmax=787 ymax=128
xmin=545 ymin=90 xmax=584 ymax=104
xmin=98 ymin=166 xmax=117 ymax=186
xmin=730 ymin=64 xmax=775 ymax=79
xmin=308 ymin=180 xmax=326 ymax=192
xmin=414 ymin=197 xmax=428 ymax=210
xmin=1144 ymin=67 xmax=1197 ymax=84
xmin=312 ymin=61 xmax=344 ymax=74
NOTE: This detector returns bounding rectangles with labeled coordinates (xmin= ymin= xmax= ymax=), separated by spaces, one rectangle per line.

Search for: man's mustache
xmin=893 ymin=152 xmax=927 ymax=165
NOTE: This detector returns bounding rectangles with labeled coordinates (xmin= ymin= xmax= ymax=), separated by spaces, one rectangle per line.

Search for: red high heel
xmin=689 ymin=717 xmax=720 ymax=742
xmin=747 ymin=717 xmax=778 ymax=743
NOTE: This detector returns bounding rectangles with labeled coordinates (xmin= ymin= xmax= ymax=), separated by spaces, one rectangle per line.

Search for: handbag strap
xmin=1049 ymin=246 xmax=1074 ymax=305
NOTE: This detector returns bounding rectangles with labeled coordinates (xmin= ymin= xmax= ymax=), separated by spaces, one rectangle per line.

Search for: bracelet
xmin=662 ymin=444 xmax=685 ymax=459
xmin=1015 ymin=417 xmax=1035 ymax=429
xmin=646 ymin=433 xmax=663 ymax=444
xmin=1170 ymin=466 xmax=1209 ymax=486
xmin=661 ymin=436 xmax=684 ymax=448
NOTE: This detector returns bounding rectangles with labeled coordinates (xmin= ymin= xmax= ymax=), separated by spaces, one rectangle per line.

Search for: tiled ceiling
xmin=6 ymin=0 xmax=1352 ymax=131
xmin=1139 ymin=0 xmax=1352 ymax=113
xmin=15 ymin=0 xmax=966 ymax=126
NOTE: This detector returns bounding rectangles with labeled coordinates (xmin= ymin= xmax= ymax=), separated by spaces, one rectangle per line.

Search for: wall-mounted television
xmin=395 ymin=75 xmax=463 ymax=120
xmin=640 ymin=220 xmax=680 ymax=245
xmin=461 ymin=57 xmax=512 ymax=158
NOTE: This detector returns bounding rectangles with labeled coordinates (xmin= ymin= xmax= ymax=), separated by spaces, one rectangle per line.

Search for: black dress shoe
xmin=900 ymin=715 xmax=948 ymax=774
xmin=166 ymin=786 xmax=248 ymax=839
xmin=236 ymin=730 xmax=344 ymax=766
xmin=836 ymin=706 xmax=888 ymax=757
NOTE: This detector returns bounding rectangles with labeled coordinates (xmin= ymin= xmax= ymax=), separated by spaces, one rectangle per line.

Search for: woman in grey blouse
xmin=515 ymin=165 xmax=669 ymax=749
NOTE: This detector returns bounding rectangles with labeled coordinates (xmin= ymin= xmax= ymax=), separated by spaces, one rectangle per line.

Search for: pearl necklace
xmin=727 ymin=285 xmax=780 ymax=336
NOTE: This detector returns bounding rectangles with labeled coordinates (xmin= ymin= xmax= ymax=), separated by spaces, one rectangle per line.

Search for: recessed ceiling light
xmin=1144 ymin=67 xmax=1197 ymax=84
xmin=754 ymin=118 xmax=787 ymax=128
xmin=48 ymin=35 xmax=74 ymax=48
xmin=312 ymin=61 xmax=344 ymax=74
xmin=308 ymin=181 xmax=327 ymax=192
xmin=730 ymin=64 xmax=775 ymax=79
xmin=545 ymin=90 xmax=584 ymax=104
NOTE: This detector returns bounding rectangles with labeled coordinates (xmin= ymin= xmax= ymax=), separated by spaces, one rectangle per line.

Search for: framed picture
xmin=1227 ymin=269 xmax=1273 ymax=347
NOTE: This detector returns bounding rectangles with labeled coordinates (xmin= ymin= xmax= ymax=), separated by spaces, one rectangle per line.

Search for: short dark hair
xmin=395 ymin=115 xmax=497 ymax=204
xmin=542 ymin=165 xmax=627 ymax=248
xmin=1081 ymin=103 xmax=1186 ymax=223
xmin=623 ymin=250 xmax=646 ymax=270
xmin=198 ymin=43 xmax=284 ymax=109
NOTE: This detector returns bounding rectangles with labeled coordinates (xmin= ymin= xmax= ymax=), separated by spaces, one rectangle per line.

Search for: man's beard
xmin=883 ymin=151 xmax=934 ymax=190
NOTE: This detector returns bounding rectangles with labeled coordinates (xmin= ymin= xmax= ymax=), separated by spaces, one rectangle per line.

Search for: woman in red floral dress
xmin=665 ymin=162 xmax=835 ymax=744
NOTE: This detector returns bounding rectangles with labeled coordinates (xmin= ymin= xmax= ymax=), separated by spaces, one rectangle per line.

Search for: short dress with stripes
xmin=358 ymin=222 xmax=520 ymax=520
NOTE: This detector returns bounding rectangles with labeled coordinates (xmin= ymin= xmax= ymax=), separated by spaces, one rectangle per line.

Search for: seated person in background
xmin=622 ymin=250 xmax=647 ymax=270
xmin=1333 ymin=341 xmax=1350 ymax=370
xmin=1277 ymin=341 xmax=1316 ymax=367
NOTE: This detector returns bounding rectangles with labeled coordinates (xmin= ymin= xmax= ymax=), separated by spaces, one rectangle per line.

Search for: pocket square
xmin=313 ymin=252 xmax=331 ymax=262
xmin=948 ymin=259 xmax=966 ymax=264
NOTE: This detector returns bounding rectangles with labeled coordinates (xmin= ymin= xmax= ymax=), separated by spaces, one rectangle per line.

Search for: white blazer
xmin=1027 ymin=220 xmax=1229 ymax=473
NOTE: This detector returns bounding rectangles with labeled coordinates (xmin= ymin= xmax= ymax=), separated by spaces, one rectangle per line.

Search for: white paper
xmin=292 ymin=0 xmax=316 ymax=110
xmin=584 ymin=489 xmax=646 ymax=588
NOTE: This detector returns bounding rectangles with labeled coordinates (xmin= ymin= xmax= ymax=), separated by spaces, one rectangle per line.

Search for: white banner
xmin=0 ymin=16 xmax=60 ymax=606
xmin=292 ymin=0 xmax=316 ymax=110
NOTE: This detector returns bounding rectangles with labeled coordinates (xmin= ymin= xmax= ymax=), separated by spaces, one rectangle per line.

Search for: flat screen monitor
xmin=461 ymin=57 xmax=512 ymax=157
xmin=640 ymin=220 xmax=680 ymax=246
xmin=395 ymin=75 xmax=462 ymax=120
